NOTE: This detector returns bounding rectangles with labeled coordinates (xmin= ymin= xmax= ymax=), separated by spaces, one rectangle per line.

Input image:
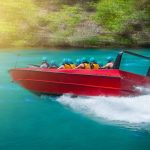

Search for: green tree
xmin=0 ymin=0 xmax=38 ymax=47
xmin=94 ymin=0 xmax=137 ymax=32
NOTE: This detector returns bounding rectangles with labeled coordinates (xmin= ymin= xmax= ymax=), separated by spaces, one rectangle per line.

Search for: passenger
xmin=49 ymin=60 xmax=58 ymax=69
xmin=89 ymin=57 xmax=100 ymax=69
xmin=68 ymin=58 xmax=76 ymax=69
xmin=102 ymin=57 xmax=114 ymax=69
xmin=58 ymin=58 xmax=72 ymax=69
xmin=40 ymin=57 xmax=49 ymax=68
xmin=75 ymin=57 xmax=90 ymax=69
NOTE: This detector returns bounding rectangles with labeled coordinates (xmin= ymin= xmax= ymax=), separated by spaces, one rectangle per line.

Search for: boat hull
xmin=9 ymin=68 xmax=150 ymax=96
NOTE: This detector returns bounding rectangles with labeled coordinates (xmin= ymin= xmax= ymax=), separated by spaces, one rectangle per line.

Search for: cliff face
xmin=0 ymin=0 xmax=149 ymax=48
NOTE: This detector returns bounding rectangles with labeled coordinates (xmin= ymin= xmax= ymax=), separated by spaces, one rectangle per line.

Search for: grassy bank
xmin=0 ymin=0 xmax=149 ymax=48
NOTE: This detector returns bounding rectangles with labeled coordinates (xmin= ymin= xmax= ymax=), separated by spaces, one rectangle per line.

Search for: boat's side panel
xmin=10 ymin=69 xmax=124 ymax=96
xmin=120 ymin=70 xmax=150 ymax=86
xmin=119 ymin=70 xmax=150 ymax=95
xmin=9 ymin=68 xmax=149 ymax=96
xmin=19 ymin=79 xmax=123 ymax=96
xmin=10 ymin=69 xmax=120 ymax=87
xmin=120 ymin=70 xmax=150 ymax=85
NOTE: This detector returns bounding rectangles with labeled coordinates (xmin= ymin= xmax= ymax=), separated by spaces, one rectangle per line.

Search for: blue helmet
xmin=42 ymin=57 xmax=47 ymax=61
xmin=67 ymin=58 xmax=73 ymax=64
xmin=76 ymin=59 xmax=81 ymax=65
xmin=89 ymin=57 xmax=96 ymax=63
xmin=81 ymin=57 xmax=87 ymax=63
xmin=62 ymin=58 xmax=68 ymax=64
xmin=107 ymin=56 xmax=113 ymax=63
xmin=50 ymin=60 xmax=56 ymax=66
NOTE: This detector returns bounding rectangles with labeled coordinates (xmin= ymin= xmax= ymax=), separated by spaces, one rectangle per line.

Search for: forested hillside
xmin=0 ymin=0 xmax=149 ymax=48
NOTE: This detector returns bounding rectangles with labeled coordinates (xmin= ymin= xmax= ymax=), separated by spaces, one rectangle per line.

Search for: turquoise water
xmin=0 ymin=48 xmax=150 ymax=150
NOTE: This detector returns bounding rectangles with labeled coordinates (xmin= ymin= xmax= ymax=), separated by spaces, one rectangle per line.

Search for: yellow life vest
xmin=64 ymin=64 xmax=72 ymax=69
xmin=83 ymin=63 xmax=91 ymax=69
xmin=70 ymin=64 xmax=76 ymax=69
xmin=92 ymin=63 xmax=100 ymax=69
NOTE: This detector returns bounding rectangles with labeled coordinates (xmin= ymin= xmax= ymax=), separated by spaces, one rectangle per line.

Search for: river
xmin=0 ymin=48 xmax=150 ymax=150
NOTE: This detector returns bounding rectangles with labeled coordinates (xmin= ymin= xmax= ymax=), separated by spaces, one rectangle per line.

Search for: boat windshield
xmin=119 ymin=52 xmax=150 ymax=76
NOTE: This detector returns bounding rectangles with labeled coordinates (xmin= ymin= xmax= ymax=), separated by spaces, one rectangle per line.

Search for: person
xmin=102 ymin=56 xmax=114 ymax=69
xmin=49 ymin=60 xmax=58 ymax=69
xmin=68 ymin=58 xmax=76 ymax=69
xmin=75 ymin=57 xmax=90 ymax=69
xmin=40 ymin=57 xmax=49 ymax=68
xmin=89 ymin=57 xmax=100 ymax=69
xmin=58 ymin=58 xmax=72 ymax=69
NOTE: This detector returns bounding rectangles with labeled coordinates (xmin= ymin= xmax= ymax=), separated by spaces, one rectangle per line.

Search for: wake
xmin=56 ymin=89 xmax=150 ymax=124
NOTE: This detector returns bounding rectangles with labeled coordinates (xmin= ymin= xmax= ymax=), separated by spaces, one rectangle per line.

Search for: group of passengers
xmin=40 ymin=56 xmax=114 ymax=69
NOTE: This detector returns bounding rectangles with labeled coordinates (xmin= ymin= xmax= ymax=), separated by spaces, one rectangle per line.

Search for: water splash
xmin=56 ymin=94 xmax=150 ymax=125
xmin=135 ymin=86 xmax=150 ymax=95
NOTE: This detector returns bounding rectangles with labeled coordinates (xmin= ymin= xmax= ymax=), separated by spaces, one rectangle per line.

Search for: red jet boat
xmin=9 ymin=51 xmax=150 ymax=97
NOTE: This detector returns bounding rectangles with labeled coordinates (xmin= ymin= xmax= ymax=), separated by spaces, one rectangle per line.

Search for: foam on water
xmin=135 ymin=86 xmax=150 ymax=95
xmin=56 ymin=89 xmax=150 ymax=125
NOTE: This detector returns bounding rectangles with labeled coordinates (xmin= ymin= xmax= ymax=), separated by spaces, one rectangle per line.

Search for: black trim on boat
xmin=113 ymin=51 xmax=123 ymax=69
xmin=124 ymin=51 xmax=150 ymax=60
xmin=147 ymin=67 xmax=150 ymax=77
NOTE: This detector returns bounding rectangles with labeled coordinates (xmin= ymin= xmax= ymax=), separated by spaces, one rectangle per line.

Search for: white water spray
xmin=135 ymin=86 xmax=150 ymax=95
xmin=56 ymin=88 xmax=150 ymax=124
